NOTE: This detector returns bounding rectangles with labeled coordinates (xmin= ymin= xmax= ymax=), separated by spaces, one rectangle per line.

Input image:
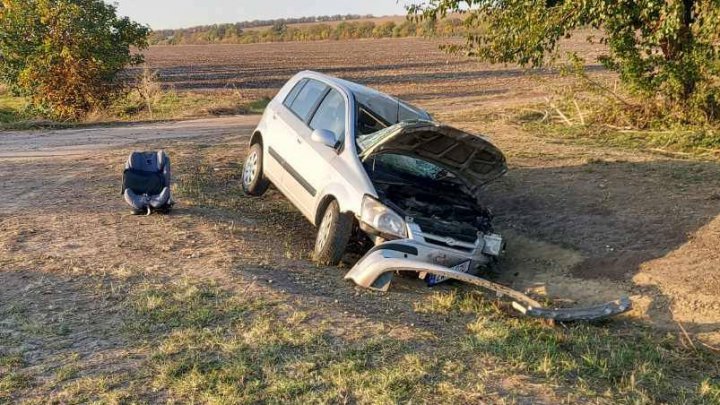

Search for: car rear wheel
xmin=242 ymin=143 xmax=270 ymax=196
xmin=313 ymin=200 xmax=353 ymax=266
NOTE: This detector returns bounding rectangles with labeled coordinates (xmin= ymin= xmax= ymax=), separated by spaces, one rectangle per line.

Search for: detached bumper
xmin=345 ymin=240 xmax=632 ymax=322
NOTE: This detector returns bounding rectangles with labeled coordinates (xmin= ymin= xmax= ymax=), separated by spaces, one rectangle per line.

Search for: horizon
xmin=109 ymin=0 xmax=411 ymax=30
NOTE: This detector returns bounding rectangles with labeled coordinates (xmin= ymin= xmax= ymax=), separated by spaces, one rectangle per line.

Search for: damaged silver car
xmin=245 ymin=71 xmax=631 ymax=321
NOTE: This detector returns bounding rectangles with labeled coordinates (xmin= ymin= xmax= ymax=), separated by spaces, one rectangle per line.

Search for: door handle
xmin=296 ymin=137 xmax=303 ymax=144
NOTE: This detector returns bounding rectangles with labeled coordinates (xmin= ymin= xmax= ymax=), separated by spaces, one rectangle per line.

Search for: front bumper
xmin=360 ymin=219 xmax=503 ymax=270
xmin=345 ymin=239 xmax=632 ymax=322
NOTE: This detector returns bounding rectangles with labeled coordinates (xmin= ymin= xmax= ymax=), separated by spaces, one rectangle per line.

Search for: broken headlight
xmin=360 ymin=195 xmax=408 ymax=239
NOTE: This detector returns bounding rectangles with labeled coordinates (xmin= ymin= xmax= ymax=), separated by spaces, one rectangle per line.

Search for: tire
xmin=242 ymin=143 xmax=270 ymax=196
xmin=313 ymin=200 xmax=353 ymax=266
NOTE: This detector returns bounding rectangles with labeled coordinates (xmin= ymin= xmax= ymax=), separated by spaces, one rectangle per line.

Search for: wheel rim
xmin=317 ymin=208 xmax=334 ymax=251
xmin=243 ymin=151 xmax=258 ymax=186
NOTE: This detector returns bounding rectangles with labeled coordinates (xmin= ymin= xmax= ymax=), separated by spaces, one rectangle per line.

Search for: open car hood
xmin=358 ymin=120 xmax=507 ymax=188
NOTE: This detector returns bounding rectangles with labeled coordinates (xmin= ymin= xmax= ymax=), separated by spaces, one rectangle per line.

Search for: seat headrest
xmin=126 ymin=150 xmax=168 ymax=173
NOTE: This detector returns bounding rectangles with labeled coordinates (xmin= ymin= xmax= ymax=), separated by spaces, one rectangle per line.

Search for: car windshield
xmin=354 ymin=91 xmax=427 ymax=137
xmin=366 ymin=154 xmax=455 ymax=182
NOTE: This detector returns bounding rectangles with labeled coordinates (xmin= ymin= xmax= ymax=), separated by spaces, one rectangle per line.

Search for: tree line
xmin=150 ymin=14 xmax=375 ymax=41
xmin=148 ymin=19 xmax=466 ymax=45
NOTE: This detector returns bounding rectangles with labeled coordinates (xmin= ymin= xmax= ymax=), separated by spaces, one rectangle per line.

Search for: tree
xmin=0 ymin=0 xmax=149 ymax=119
xmin=409 ymin=0 xmax=720 ymax=123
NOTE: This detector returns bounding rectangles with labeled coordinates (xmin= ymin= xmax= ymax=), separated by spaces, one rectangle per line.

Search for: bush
xmin=0 ymin=0 xmax=149 ymax=120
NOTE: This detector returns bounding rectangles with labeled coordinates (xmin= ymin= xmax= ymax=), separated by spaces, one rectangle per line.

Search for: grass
xmin=46 ymin=280 xmax=708 ymax=404
xmin=514 ymin=97 xmax=720 ymax=158
xmin=0 ymin=90 xmax=29 ymax=124
xmin=420 ymin=291 xmax=719 ymax=403
xmin=0 ymin=352 xmax=30 ymax=403
xmin=0 ymin=86 xmax=270 ymax=131
xmin=110 ymin=90 xmax=271 ymax=122
xmin=124 ymin=280 xmax=439 ymax=404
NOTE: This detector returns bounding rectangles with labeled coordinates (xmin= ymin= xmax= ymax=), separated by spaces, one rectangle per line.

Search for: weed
xmin=0 ymin=352 xmax=31 ymax=402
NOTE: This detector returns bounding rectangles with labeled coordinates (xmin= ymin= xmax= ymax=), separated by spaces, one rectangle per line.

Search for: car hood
xmin=357 ymin=120 xmax=507 ymax=188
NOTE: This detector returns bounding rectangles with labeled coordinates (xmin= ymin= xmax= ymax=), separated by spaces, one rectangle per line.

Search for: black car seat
xmin=122 ymin=151 xmax=173 ymax=215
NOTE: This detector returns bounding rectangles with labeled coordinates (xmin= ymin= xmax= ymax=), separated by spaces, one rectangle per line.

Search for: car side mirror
xmin=311 ymin=129 xmax=339 ymax=149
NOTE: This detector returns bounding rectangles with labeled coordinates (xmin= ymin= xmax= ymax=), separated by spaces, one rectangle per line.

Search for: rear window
xmin=289 ymin=79 xmax=328 ymax=121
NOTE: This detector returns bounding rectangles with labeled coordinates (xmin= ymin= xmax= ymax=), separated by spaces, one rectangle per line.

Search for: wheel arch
xmin=250 ymin=131 xmax=263 ymax=147
xmin=314 ymin=194 xmax=338 ymax=227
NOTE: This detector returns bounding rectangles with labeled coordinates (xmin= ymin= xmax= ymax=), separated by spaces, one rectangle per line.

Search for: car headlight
xmin=360 ymin=195 xmax=408 ymax=239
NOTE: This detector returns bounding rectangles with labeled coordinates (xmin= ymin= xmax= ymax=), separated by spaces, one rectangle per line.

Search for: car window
xmin=309 ymin=89 xmax=346 ymax=142
xmin=289 ymin=79 xmax=328 ymax=121
xmin=283 ymin=79 xmax=307 ymax=108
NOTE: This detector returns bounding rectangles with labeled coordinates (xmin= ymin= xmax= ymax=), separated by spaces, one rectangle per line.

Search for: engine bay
xmin=364 ymin=153 xmax=494 ymax=243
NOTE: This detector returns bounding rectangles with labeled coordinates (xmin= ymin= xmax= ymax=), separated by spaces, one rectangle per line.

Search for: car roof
xmin=296 ymin=70 xmax=428 ymax=116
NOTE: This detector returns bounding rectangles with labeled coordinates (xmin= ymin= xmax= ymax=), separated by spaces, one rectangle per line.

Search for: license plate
xmin=426 ymin=260 xmax=471 ymax=286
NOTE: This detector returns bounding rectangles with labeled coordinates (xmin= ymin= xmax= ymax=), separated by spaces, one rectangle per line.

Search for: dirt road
xmin=0 ymin=116 xmax=259 ymax=160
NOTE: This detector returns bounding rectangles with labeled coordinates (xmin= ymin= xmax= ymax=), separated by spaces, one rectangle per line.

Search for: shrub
xmin=0 ymin=0 xmax=149 ymax=120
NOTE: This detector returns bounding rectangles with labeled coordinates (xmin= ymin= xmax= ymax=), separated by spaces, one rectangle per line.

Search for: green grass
xmin=421 ymin=291 xmax=718 ymax=403
xmin=111 ymin=91 xmax=271 ymax=122
xmin=0 ymin=351 xmax=30 ymax=403
xmin=0 ymin=86 xmax=270 ymax=130
xmin=0 ymin=91 xmax=29 ymax=124
xmin=106 ymin=281 xmax=720 ymax=404
xmin=125 ymin=280 xmax=441 ymax=404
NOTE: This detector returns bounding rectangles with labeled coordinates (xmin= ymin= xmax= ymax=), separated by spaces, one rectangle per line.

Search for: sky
xmin=110 ymin=0 xmax=410 ymax=30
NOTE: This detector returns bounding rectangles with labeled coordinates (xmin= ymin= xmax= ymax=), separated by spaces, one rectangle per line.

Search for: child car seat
xmin=122 ymin=151 xmax=173 ymax=215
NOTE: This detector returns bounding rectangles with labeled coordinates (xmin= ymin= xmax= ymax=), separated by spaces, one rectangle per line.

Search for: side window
xmin=289 ymin=79 xmax=328 ymax=121
xmin=310 ymin=89 xmax=346 ymax=142
xmin=283 ymin=79 xmax=307 ymax=108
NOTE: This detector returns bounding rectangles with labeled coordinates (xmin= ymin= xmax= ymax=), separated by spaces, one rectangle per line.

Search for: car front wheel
xmin=313 ymin=200 xmax=353 ymax=266
xmin=242 ymin=143 xmax=270 ymax=196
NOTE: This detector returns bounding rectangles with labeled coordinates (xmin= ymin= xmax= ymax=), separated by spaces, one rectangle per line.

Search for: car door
xmin=261 ymin=78 xmax=307 ymax=186
xmin=286 ymin=87 xmax=348 ymax=218
xmin=272 ymin=79 xmax=329 ymax=218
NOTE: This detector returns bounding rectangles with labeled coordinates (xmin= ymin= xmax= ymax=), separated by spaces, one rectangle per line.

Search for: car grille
xmin=421 ymin=233 xmax=476 ymax=253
